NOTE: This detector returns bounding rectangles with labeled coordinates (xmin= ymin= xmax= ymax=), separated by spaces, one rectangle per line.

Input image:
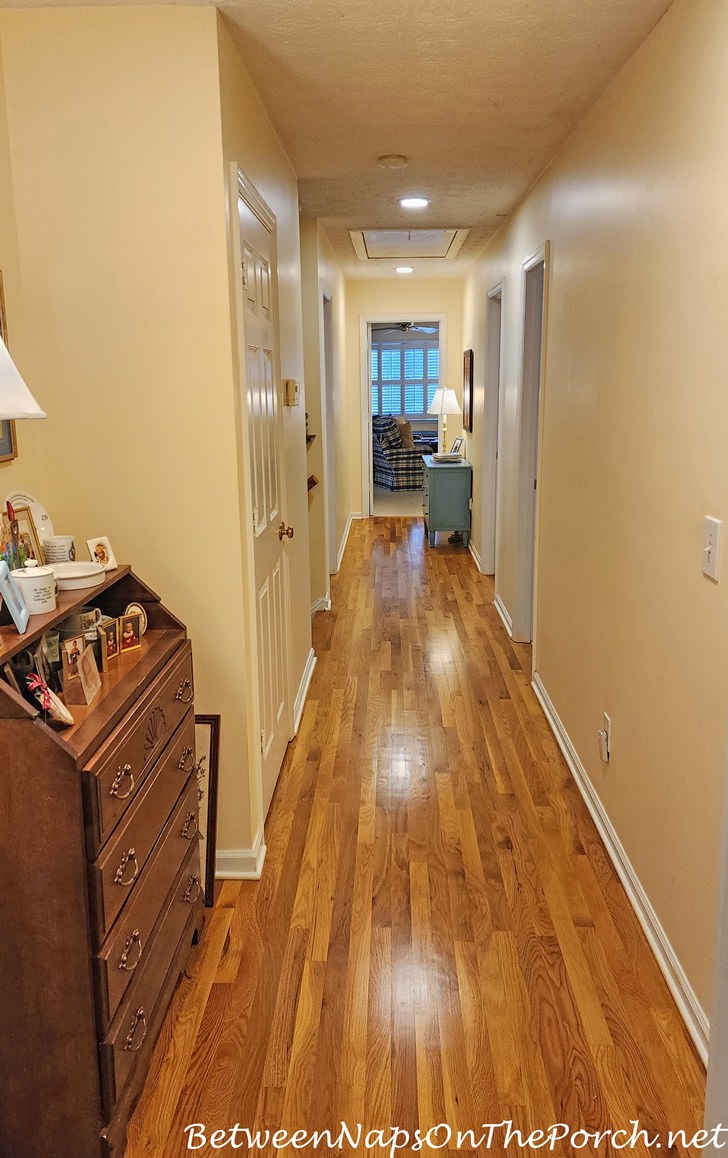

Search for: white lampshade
xmin=427 ymin=386 xmax=460 ymax=416
xmin=0 ymin=336 xmax=46 ymax=419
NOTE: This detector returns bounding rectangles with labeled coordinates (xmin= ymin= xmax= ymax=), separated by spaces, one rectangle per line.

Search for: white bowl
xmin=52 ymin=561 xmax=106 ymax=591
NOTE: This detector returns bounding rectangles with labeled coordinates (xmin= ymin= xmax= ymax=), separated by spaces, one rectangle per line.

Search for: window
xmin=371 ymin=340 xmax=439 ymax=418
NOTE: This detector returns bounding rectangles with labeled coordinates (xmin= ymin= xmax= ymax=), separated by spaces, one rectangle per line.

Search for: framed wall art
xmin=194 ymin=713 xmax=220 ymax=907
xmin=0 ymin=273 xmax=17 ymax=465
xmin=463 ymin=348 xmax=474 ymax=433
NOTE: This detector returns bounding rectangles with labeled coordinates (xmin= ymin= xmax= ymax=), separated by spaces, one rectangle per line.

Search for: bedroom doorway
xmin=367 ymin=319 xmax=441 ymax=516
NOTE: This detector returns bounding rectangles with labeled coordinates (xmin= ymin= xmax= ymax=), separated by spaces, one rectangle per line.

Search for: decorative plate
xmin=124 ymin=602 xmax=148 ymax=635
xmin=5 ymin=490 xmax=54 ymax=542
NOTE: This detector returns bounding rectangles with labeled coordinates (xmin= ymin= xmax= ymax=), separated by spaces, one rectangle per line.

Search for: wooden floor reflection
xmin=126 ymin=516 xmax=705 ymax=1158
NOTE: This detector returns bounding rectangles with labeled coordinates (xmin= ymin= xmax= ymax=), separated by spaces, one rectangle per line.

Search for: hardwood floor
xmin=126 ymin=516 xmax=705 ymax=1157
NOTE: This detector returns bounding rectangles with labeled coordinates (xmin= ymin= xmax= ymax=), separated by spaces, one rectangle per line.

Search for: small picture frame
xmin=194 ymin=714 xmax=220 ymax=907
xmin=119 ymin=612 xmax=142 ymax=653
xmin=2 ymin=505 xmax=43 ymax=568
xmin=62 ymin=635 xmax=86 ymax=681
xmin=450 ymin=436 xmax=464 ymax=457
xmin=98 ymin=619 xmax=120 ymax=665
xmin=87 ymin=536 xmax=117 ymax=571
xmin=77 ymin=646 xmax=101 ymax=704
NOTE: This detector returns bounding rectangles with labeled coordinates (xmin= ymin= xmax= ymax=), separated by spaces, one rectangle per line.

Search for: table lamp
xmin=427 ymin=387 xmax=460 ymax=452
xmin=0 ymin=336 xmax=46 ymax=419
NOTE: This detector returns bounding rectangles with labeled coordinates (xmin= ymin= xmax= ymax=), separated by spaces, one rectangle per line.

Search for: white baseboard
xmin=468 ymin=540 xmax=484 ymax=573
xmin=216 ymin=825 xmax=267 ymax=880
xmin=293 ymin=646 xmax=317 ymax=734
xmin=311 ymin=594 xmax=332 ymax=615
xmin=532 ymin=671 xmax=709 ymax=1064
xmin=336 ymin=512 xmax=362 ymax=571
xmin=494 ymin=592 xmax=514 ymax=638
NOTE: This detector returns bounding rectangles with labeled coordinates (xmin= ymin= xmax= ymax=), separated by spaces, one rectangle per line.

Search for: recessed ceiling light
xmin=400 ymin=197 xmax=429 ymax=210
xmin=395 ymin=266 xmax=414 ymax=274
xmin=378 ymin=154 xmax=409 ymax=169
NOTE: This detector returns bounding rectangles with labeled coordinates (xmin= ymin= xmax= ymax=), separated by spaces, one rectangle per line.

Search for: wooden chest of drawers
xmin=0 ymin=567 xmax=204 ymax=1158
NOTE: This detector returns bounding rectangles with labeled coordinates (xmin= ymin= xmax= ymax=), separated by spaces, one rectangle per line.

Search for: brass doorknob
xmin=278 ymin=522 xmax=294 ymax=540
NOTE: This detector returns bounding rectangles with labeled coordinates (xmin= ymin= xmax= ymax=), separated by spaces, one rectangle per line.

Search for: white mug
xmin=44 ymin=535 xmax=76 ymax=564
xmin=10 ymin=565 xmax=57 ymax=615
xmin=60 ymin=604 xmax=103 ymax=636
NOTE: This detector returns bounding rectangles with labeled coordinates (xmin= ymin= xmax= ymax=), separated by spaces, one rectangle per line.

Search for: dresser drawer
xmin=89 ymin=715 xmax=196 ymax=943
xmin=84 ymin=643 xmax=195 ymax=853
xmin=99 ymin=842 xmax=203 ymax=1116
xmin=95 ymin=771 xmax=202 ymax=1029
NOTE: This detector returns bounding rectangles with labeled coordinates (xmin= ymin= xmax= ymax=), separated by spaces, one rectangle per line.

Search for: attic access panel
xmin=349 ymin=228 xmax=469 ymax=261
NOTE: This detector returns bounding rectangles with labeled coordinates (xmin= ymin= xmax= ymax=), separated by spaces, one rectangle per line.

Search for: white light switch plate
xmin=703 ymin=516 xmax=722 ymax=581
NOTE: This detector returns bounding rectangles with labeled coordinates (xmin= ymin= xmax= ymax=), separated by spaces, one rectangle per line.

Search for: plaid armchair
xmin=372 ymin=415 xmax=425 ymax=491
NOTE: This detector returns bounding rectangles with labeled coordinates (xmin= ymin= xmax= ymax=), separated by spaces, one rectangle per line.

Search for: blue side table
xmin=422 ymin=456 xmax=472 ymax=546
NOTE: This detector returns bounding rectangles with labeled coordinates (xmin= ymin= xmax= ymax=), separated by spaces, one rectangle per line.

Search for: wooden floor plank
xmin=125 ymin=516 xmax=704 ymax=1156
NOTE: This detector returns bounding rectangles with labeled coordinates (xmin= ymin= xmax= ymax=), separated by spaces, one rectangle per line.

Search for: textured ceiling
xmin=217 ymin=0 xmax=674 ymax=275
xmin=0 ymin=0 xmax=674 ymax=275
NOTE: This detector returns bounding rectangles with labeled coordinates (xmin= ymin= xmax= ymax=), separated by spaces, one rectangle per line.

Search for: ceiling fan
xmin=377 ymin=322 xmax=439 ymax=335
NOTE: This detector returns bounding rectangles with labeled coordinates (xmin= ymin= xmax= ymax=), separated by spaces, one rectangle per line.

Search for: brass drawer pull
xmin=175 ymin=678 xmax=193 ymax=704
xmin=177 ymin=745 xmax=195 ymax=773
xmin=181 ymin=811 xmax=199 ymax=840
xmin=184 ymin=874 xmax=202 ymax=905
xmin=118 ymin=928 xmax=143 ymax=973
xmin=109 ymin=763 xmax=135 ymax=800
xmin=123 ymin=1007 xmax=147 ymax=1053
xmin=113 ymin=848 xmax=139 ymax=888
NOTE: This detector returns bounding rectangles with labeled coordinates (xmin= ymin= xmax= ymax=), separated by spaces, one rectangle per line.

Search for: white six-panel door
xmin=237 ymin=183 xmax=292 ymax=816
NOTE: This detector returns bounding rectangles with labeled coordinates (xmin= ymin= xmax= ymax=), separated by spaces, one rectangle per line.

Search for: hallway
xmin=127 ymin=517 xmax=705 ymax=1156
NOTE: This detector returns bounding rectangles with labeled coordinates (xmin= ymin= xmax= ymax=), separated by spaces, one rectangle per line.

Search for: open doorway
xmin=512 ymin=243 xmax=549 ymax=646
xmin=369 ymin=320 xmax=440 ymax=516
xmin=483 ymin=283 xmax=504 ymax=576
xmin=321 ymin=292 xmax=337 ymax=578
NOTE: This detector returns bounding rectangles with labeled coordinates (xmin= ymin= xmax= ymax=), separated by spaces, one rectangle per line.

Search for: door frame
xmin=227 ymin=163 xmax=295 ymax=829
xmin=483 ymin=280 xmax=505 ymax=577
xmin=359 ymin=312 xmax=449 ymax=515
xmin=512 ymin=241 xmax=550 ymax=652
xmin=319 ymin=285 xmax=337 ymax=581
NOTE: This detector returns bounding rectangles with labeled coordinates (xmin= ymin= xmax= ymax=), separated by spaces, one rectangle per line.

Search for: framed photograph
xmin=77 ymin=646 xmax=101 ymax=704
xmin=87 ymin=536 xmax=117 ymax=571
xmin=2 ymin=505 xmax=43 ymax=566
xmin=194 ymin=714 xmax=220 ymax=907
xmin=119 ymin=612 xmax=142 ymax=653
xmin=0 ymin=271 xmax=17 ymax=466
xmin=450 ymin=436 xmax=464 ymax=457
xmin=62 ymin=634 xmax=86 ymax=680
xmin=463 ymin=349 xmax=474 ymax=433
xmin=0 ymin=421 xmax=16 ymax=465
xmin=98 ymin=618 xmax=120 ymax=665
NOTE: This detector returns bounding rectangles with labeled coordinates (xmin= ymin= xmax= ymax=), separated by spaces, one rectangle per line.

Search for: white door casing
xmin=484 ymin=281 xmax=504 ymax=577
xmin=512 ymin=242 xmax=550 ymax=650
xmin=236 ymin=171 xmax=293 ymax=818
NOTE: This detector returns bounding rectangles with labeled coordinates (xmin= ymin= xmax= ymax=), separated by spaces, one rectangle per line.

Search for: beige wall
xmin=344 ymin=277 xmax=464 ymax=522
xmin=0 ymin=7 xmax=311 ymax=859
xmin=464 ymin=0 xmax=728 ymax=1014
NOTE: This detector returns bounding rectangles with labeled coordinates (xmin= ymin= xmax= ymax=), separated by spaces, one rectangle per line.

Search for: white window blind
xmin=371 ymin=340 xmax=440 ymax=418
